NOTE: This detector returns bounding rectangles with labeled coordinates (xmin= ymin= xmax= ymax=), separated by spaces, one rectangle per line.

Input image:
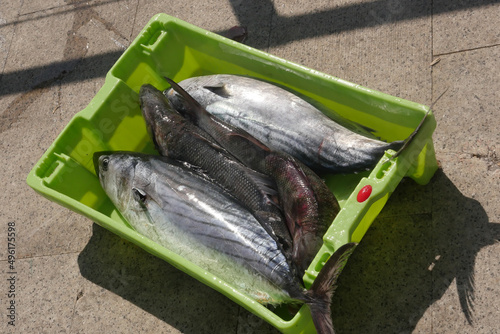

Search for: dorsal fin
xmin=164 ymin=76 xmax=204 ymax=109
xmin=227 ymin=131 xmax=271 ymax=153
xmin=165 ymin=77 xmax=271 ymax=162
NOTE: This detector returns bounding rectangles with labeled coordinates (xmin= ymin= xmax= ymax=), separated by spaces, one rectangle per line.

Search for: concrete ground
xmin=1 ymin=0 xmax=499 ymax=333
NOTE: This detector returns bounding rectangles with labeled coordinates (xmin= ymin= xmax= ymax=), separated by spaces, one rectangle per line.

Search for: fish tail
xmin=388 ymin=112 xmax=429 ymax=160
xmin=305 ymin=242 xmax=357 ymax=334
xmin=390 ymin=87 xmax=448 ymax=160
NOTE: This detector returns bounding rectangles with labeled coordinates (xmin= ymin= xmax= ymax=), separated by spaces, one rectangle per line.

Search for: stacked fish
xmin=94 ymin=74 xmax=409 ymax=334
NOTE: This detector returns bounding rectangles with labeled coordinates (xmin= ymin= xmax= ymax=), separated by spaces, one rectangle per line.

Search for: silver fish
xmin=165 ymin=74 xmax=404 ymax=173
xmin=164 ymin=76 xmax=340 ymax=274
xmin=140 ymin=84 xmax=294 ymax=256
xmin=95 ymin=151 xmax=357 ymax=334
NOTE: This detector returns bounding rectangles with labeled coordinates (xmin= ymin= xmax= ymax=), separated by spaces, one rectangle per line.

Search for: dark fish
xmin=139 ymin=84 xmax=294 ymax=256
xmin=165 ymin=77 xmax=340 ymax=273
xmin=165 ymin=74 xmax=405 ymax=173
xmin=95 ymin=151 xmax=357 ymax=334
xmin=264 ymin=151 xmax=339 ymax=273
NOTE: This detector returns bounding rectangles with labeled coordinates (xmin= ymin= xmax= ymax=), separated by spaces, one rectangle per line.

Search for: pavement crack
xmin=69 ymin=288 xmax=85 ymax=332
xmin=439 ymin=150 xmax=500 ymax=171
xmin=433 ymin=43 xmax=500 ymax=57
xmin=129 ymin=0 xmax=140 ymax=42
xmin=0 ymin=0 xmax=124 ymax=134
xmin=19 ymin=0 xmax=91 ymax=17
xmin=91 ymin=12 xmax=129 ymax=43
xmin=0 ymin=1 xmax=23 ymax=78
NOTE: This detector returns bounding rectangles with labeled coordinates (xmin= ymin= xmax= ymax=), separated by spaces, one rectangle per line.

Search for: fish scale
xmin=169 ymin=129 xmax=275 ymax=223
xmin=164 ymin=77 xmax=340 ymax=274
xmin=96 ymin=152 xmax=295 ymax=293
xmin=139 ymin=84 xmax=294 ymax=256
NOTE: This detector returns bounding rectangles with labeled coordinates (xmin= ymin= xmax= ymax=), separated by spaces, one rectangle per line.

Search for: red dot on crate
xmin=357 ymin=185 xmax=372 ymax=202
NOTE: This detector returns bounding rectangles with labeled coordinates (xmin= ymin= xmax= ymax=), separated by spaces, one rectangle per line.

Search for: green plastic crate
xmin=26 ymin=14 xmax=438 ymax=334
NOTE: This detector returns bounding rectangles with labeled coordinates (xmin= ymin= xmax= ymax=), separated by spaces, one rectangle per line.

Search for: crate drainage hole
xmin=314 ymin=252 xmax=331 ymax=272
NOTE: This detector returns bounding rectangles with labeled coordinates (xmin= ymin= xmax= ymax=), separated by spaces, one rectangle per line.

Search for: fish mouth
xmin=93 ymin=151 xmax=115 ymax=178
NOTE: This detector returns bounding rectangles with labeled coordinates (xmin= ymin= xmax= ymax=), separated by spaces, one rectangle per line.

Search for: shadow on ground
xmin=77 ymin=169 xmax=499 ymax=333
xmin=332 ymin=169 xmax=500 ymax=333
xmin=2 ymin=0 xmax=497 ymax=97
xmin=77 ymin=223 xmax=280 ymax=334
xmin=220 ymin=0 xmax=498 ymax=50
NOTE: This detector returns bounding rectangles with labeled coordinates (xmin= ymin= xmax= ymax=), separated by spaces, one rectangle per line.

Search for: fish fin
xmin=297 ymin=159 xmax=340 ymax=221
xmin=203 ymin=84 xmax=232 ymax=98
xmin=189 ymin=130 xmax=229 ymax=152
xmin=131 ymin=187 xmax=159 ymax=226
xmin=164 ymin=76 xmax=208 ymax=123
xmin=180 ymin=161 xmax=211 ymax=179
xmin=254 ymin=210 xmax=293 ymax=254
xmin=243 ymin=165 xmax=278 ymax=197
xmin=132 ymin=187 xmax=147 ymax=203
xmin=164 ymin=76 xmax=202 ymax=108
xmin=166 ymin=77 xmax=271 ymax=161
xmin=357 ymin=124 xmax=377 ymax=135
xmin=269 ymin=193 xmax=282 ymax=210
xmin=227 ymin=132 xmax=271 ymax=152
xmin=306 ymin=242 xmax=357 ymax=334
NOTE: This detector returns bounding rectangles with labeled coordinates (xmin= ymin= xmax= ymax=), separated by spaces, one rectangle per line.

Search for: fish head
xmin=94 ymin=151 xmax=148 ymax=214
xmin=140 ymin=84 xmax=185 ymax=155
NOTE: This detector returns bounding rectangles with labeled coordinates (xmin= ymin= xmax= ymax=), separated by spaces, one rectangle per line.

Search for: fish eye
xmin=101 ymin=157 xmax=109 ymax=171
